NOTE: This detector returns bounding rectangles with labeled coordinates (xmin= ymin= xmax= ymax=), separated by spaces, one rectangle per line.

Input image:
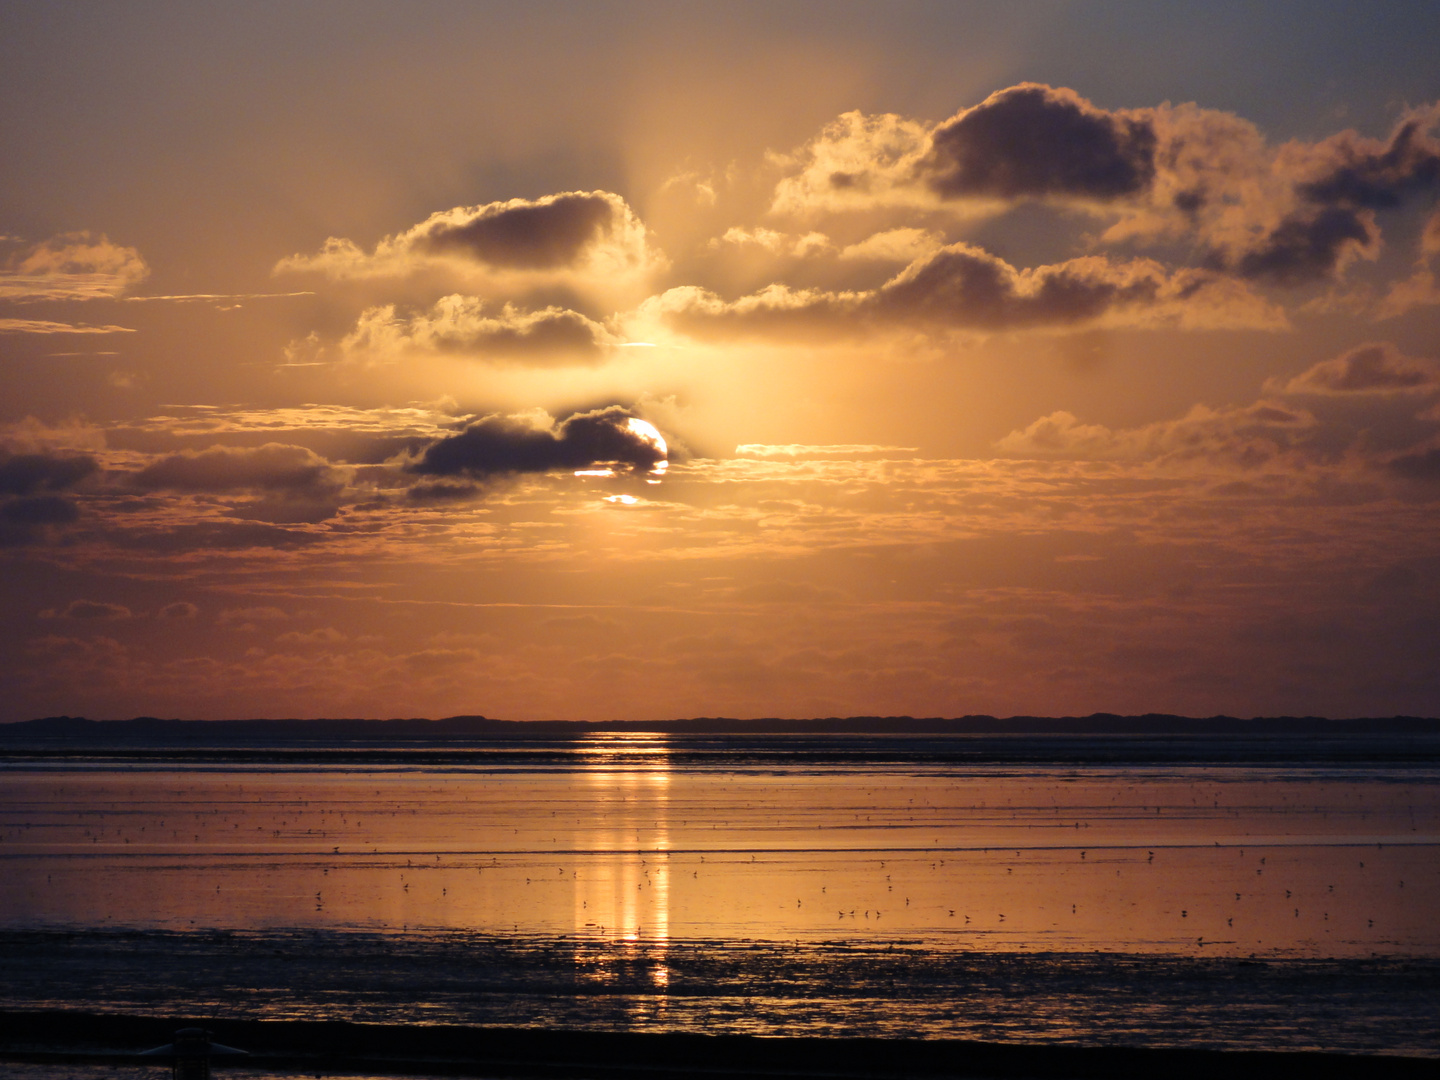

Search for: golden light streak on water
xmin=576 ymin=734 xmax=671 ymax=990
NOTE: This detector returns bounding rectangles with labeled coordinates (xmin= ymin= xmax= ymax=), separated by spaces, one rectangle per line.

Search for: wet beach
xmin=1 ymin=725 xmax=1437 ymax=1073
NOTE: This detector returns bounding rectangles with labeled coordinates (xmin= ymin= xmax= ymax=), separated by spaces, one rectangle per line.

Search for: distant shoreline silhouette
xmin=5 ymin=713 xmax=1440 ymax=739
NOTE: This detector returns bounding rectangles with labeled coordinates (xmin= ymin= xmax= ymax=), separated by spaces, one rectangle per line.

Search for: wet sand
xmin=2 ymin=927 xmax=1438 ymax=1054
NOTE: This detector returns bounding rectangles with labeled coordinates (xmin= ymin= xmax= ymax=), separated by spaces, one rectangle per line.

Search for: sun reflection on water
xmin=576 ymin=734 xmax=671 ymax=993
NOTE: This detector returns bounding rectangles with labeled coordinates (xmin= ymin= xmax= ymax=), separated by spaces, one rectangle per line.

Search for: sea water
xmin=1 ymin=731 xmax=1437 ymax=1056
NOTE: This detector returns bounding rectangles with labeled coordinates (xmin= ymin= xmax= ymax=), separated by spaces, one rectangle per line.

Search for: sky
xmin=3 ymin=1 xmax=1440 ymax=722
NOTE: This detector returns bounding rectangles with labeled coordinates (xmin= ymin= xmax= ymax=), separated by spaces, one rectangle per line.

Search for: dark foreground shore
xmin=0 ymin=1012 xmax=1434 ymax=1080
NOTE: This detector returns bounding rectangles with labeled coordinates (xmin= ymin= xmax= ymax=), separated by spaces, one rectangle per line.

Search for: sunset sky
xmin=3 ymin=1 xmax=1440 ymax=722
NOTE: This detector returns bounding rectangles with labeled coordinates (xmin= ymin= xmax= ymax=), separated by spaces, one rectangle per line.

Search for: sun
xmin=626 ymin=417 xmax=669 ymax=479
xmin=626 ymin=417 xmax=667 ymax=456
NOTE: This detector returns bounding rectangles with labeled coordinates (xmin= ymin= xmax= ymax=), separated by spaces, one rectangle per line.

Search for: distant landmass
xmin=3 ymin=713 xmax=1438 ymax=740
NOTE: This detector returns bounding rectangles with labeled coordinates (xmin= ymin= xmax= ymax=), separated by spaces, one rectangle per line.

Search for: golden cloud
xmin=274 ymin=190 xmax=666 ymax=301
xmin=995 ymin=402 xmax=1320 ymax=467
xmin=0 ymin=232 xmax=149 ymax=301
xmin=641 ymin=244 xmax=1286 ymax=340
xmin=0 ymin=318 xmax=136 ymax=334
xmin=768 ymin=87 xmax=1440 ymax=289
xmin=340 ymin=294 xmax=617 ymax=366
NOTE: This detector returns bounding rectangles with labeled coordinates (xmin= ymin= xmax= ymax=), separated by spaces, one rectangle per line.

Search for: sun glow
xmin=626 ymin=417 xmax=668 ymax=478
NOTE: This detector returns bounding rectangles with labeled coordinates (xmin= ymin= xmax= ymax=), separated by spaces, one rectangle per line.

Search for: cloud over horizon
xmin=997 ymin=339 xmax=1440 ymax=475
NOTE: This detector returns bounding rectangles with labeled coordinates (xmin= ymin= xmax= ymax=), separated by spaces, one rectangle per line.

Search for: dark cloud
xmin=409 ymin=407 xmax=666 ymax=479
xmin=158 ymin=601 xmax=199 ymax=620
xmin=0 ymin=449 xmax=92 ymax=545
xmin=1299 ymin=117 xmax=1440 ymax=210
xmin=406 ymin=481 xmax=482 ymax=503
xmin=0 ymin=452 xmax=97 ymax=496
xmin=1388 ymin=447 xmax=1440 ymax=482
xmin=654 ymin=244 xmax=1272 ymax=338
xmin=417 ymin=193 xmax=618 ymax=269
xmin=1280 ymin=342 xmax=1440 ymax=395
xmin=0 ymin=494 xmax=80 ymax=526
xmin=925 ymin=84 xmax=1156 ymax=201
xmin=1232 ymin=206 xmax=1377 ymax=285
xmin=275 ymin=191 xmax=656 ymax=284
xmin=0 ymin=451 xmax=94 ymax=544
xmin=1211 ymin=109 xmax=1439 ymax=285
xmin=132 ymin=444 xmax=341 ymax=494
xmin=41 ymin=600 xmax=132 ymax=621
xmin=879 ymin=246 xmax=1158 ymax=329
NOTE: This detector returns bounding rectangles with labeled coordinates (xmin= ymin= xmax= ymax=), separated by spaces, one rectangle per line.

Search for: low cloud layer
xmin=132 ymin=443 xmax=346 ymax=495
xmin=997 ymin=340 xmax=1440 ymax=474
xmin=126 ymin=443 xmax=353 ymax=524
xmin=995 ymin=401 xmax=1318 ymax=467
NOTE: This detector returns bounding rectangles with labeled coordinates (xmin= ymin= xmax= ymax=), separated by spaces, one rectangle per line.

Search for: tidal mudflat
xmin=1 ymin=730 xmax=1437 ymax=1057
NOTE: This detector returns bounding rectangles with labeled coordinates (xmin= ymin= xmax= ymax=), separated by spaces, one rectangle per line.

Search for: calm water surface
xmin=1 ymin=732 xmax=1438 ymax=1057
